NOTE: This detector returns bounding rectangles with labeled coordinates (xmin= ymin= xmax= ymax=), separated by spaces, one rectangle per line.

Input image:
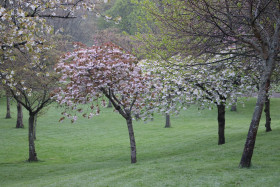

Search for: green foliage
xmin=274 ymin=85 xmax=280 ymax=93
xmin=134 ymin=0 xmax=192 ymax=60
xmin=0 ymin=98 xmax=280 ymax=186
xmin=97 ymin=0 xmax=145 ymax=35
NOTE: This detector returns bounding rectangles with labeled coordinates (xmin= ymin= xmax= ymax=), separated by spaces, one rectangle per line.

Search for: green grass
xmin=0 ymin=98 xmax=280 ymax=187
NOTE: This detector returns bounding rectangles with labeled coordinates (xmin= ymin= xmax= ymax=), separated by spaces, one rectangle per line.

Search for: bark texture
xmin=264 ymin=80 xmax=272 ymax=132
xmin=34 ymin=114 xmax=37 ymax=140
xmin=28 ymin=113 xmax=38 ymax=162
xmin=165 ymin=113 xmax=171 ymax=128
xmin=16 ymin=102 xmax=24 ymax=128
xmin=217 ymin=104 xmax=225 ymax=145
xmin=264 ymin=95 xmax=272 ymax=132
xmin=103 ymin=91 xmax=138 ymax=164
xmin=230 ymin=98 xmax=237 ymax=111
xmin=239 ymin=65 xmax=273 ymax=168
xmin=107 ymin=100 xmax=112 ymax=108
xmin=126 ymin=117 xmax=137 ymax=163
xmin=5 ymin=95 xmax=11 ymax=119
xmin=230 ymin=105 xmax=237 ymax=112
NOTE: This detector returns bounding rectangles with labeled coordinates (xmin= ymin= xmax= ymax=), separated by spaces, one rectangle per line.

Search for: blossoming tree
xmin=139 ymin=0 xmax=280 ymax=168
xmin=0 ymin=0 xmax=109 ymax=82
xmin=139 ymin=58 xmax=191 ymax=128
xmin=1 ymin=46 xmax=59 ymax=162
xmin=0 ymin=0 xmax=111 ymax=162
xmin=141 ymin=54 xmax=254 ymax=145
xmin=55 ymin=42 xmax=152 ymax=163
xmin=183 ymin=56 xmax=254 ymax=145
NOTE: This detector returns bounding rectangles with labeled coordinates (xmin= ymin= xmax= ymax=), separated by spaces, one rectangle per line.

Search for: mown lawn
xmin=0 ymin=98 xmax=280 ymax=187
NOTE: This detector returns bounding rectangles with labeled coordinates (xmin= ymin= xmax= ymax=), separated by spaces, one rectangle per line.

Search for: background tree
xmin=93 ymin=28 xmax=141 ymax=57
xmin=263 ymin=72 xmax=280 ymax=132
xmin=5 ymin=90 xmax=11 ymax=119
xmin=46 ymin=10 xmax=101 ymax=46
xmin=230 ymin=98 xmax=237 ymax=112
xmin=140 ymin=58 xmax=190 ymax=129
xmin=97 ymin=0 xmax=144 ymax=35
xmin=241 ymin=60 xmax=280 ymax=132
xmin=16 ymin=101 xmax=24 ymax=128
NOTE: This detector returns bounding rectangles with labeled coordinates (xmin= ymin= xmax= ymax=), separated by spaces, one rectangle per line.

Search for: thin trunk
xmin=107 ymin=100 xmax=112 ymax=108
xmin=16 ymin=102 xmax=24 ymax=128
xmin=34 ymin=114 xmax=37 ymax=140
xmin=217 ymin=104 xmax=226 ymax=145
xmin=165 ymin=113 xmax=171 ymax=128
xmin=126 ymin=117 xmax=137 ymax=164
xmin=264 ymin=80 xmax=272 ymax=132
xmin=28 ymin=113 xmax=38 ymax=162
xmin=230 ymin=98 xmax=237 ymax=111
xmin=135 ymin=113 xmax=140 ymax=121
xmin=239 ymin=67 xmax=273 ymax=168
xmin=6 ymin=94 xmax=11 ymax=119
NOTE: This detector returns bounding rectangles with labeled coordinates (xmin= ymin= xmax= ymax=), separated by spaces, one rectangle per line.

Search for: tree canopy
xmin=137 ymin=0 xmax=280 ymax=167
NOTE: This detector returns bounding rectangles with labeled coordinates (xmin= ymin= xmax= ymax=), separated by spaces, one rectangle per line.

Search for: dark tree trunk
xmin=16 ymin=102 xmax=24 ymax=128
xmin=135 ymin=113 xmax=140 ymax=121
xmin=28 ymin=113 xmax=38 ymax=162
xmin=239 ymin=67 xmax=273 ymax=168
xmin=230 ymin=98 xmax=237 ymax=111
xmin=107 ymin=100 xmax=112 ymax=108
xmin=264 ymin=96 xmax=272 ymax=132
xmin=5 ymin=94 xmax=11 ymax=119
xmin=126 ymin=117 xmax=137 ymax=164
xmin=165 ymin=113 xmax=171 ymax=128
xmin=34 ymin=114 xmax=37 ymax=140
xmin=230 ymin=104 xmax=237 ymax=111
xmin=217 ymin=104 xmax=226 ymax=145
xmin=264 ymin=80 xmax=272 ymax=132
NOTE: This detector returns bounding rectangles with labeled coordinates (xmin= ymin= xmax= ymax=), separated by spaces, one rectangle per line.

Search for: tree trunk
xmin=34 ymin=114 xmax=37 ymax=140
xmin=16 ymin=102 xmax=24 ymax=128
xmin=165 ymin=113 xmax=171 ymax=128
xmin=126 ymin=117 xmax=137 ymax=163
xmin=217 ymin=104 xmax=226 ymax=145
xmin=28 ymin=113 xmax=38 ymax=162
xmin=135 ymin=113 xmax=140 ymax=121
xmin=264 ymin=80 xmax=272 ymax=132
xmin=239 ymin=68 xmax=273 ymax=168
xmin=264 ymin=95 xmax=272 ymax=132
xmin=230 ymin=98 xmax=237 ymax=111
xmin=5 ymin=94 xmax=11 ymax=119
xmin=107 ymin=100 xmax=112 ymax=108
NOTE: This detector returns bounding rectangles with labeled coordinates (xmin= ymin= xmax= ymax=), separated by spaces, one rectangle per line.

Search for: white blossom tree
xmin=1 ymin=46 xmax=58 ymax=161
xmin=139 ymin=58 xmax=191 ymax=128
xmin=141 ymin=54 xmax=255 ymax=145
xmin=0 ymin=0 xmax=111 ymax=162
xmin=138 ymin=0 xmax=280 ymax=167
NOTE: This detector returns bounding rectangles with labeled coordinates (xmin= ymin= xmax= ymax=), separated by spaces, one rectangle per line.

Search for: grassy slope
xmin=0 ymin=98 xmax=279 ymax=187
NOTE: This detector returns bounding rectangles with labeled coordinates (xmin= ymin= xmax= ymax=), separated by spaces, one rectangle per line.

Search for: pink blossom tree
xmin=55 ymin=42 xmax=152 ymax=163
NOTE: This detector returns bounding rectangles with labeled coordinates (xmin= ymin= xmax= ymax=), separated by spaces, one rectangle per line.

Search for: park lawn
xmin=0 ymin=98 xmax=280 ymax=187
